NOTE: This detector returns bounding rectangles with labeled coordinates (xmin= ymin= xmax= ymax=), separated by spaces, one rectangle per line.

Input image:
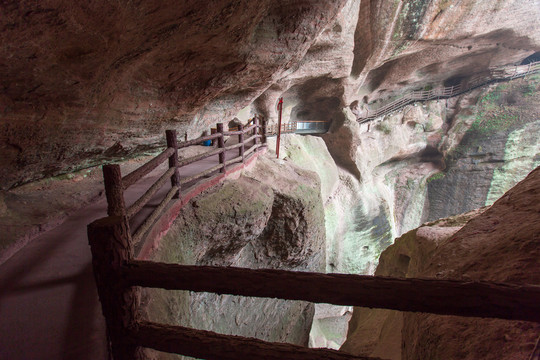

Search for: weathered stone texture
xmin=143 ymin=156 xmax=326 ymax=358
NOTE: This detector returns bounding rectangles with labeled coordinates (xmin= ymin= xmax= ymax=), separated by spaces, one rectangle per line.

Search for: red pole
xmin=276 ymin=97 xmax=283 ymax=159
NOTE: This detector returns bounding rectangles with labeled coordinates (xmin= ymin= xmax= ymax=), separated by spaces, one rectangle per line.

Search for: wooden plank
xmin=126 ymin=167 xmax=175 ymax=219
xmin=130 ymin=320 xmax=382 ymax=360
xmin=122 ymin=261 xmax=540 ymax=323
xmin=122 ymin=148 xmax=175 ymax=189
xmin=131 ymin=186 xmax=178 ymax=245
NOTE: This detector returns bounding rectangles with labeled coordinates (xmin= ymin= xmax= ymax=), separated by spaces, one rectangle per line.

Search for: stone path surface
xmin=0 ymin=141 xmax=252 ymax=359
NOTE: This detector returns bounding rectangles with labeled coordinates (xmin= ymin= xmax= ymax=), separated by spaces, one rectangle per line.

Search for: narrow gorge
xmin=0 ymin=1 xmax=539 ymax=359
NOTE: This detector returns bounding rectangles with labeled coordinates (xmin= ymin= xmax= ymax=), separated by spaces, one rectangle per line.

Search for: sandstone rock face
xmin=143 ymin=155 xmax=326 ymax=357
xmin=3 ymin=0 xmax=539 ymax=192
xmin=0 ymin=0 xmax=347 ymax=189
xmin=342 ymin=166 xmax=540 ymax=360
xmin=427 ymin=76 xmax=540 ymax=220
xmin=350 ymin=0 xmax=540 ymax=102
xmin=320 ymin=74 xmax=540 ymax=244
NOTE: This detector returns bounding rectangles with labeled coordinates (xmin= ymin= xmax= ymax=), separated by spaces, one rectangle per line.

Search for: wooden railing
xmin=89 ymin=113 xmax=540 ymax=360
xmin=358 ymin=60 xmax=540 ymax=122
xmin=101 ymin=116 xmax=266 ymax=250
xmin=88 ymin=215 xmax=540 ymax=360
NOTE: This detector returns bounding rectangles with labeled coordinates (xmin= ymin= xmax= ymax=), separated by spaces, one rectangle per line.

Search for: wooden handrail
xmin=131 ymin=185 xmax=179 ymax=245
xmin=224 ymin=155 xmax=243 ymax=166
xmin=122 ymin=147 xmax=175 ymax=190
xmin=178 ymin=133 xmax=222 ymax=149
xmin=242 ymin=123 xmax=258 ymax=133
xmin=243 ymin=143 xmax=262 ymax=157
xmin=177 ymin=148 xmax=224 ymax=168
xmin=224 ymin=123 xmax=261 ymax=136
xmin=126 ymin=167 xmax=175 ymax=219
xmin=130 ymin=320 xmax=381 ymax=360
xmin=122 ymin=260 xmax=540 ymax=323
xmin=179 ymin=162 xmax=224 ymax=186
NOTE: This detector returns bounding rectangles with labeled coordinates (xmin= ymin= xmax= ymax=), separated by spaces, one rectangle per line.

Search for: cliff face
xmin=427 ymin=75 xmax=540 ymax=220
xmin=342 ymin=166 xmax=540 ymax=360
xmin=2 ymin=0 xmax=539 ymax=190
xmin=143 ymin=155 xmax=326 ymax=356
xmin=0 ymin=0 xmax=347 ymax=189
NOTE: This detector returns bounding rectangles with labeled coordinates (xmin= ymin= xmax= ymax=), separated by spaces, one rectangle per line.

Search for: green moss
xmin=376 ymin=122 xmax=392 ymax=135
xmin=427 ymin=172 xmax=445 ymax=183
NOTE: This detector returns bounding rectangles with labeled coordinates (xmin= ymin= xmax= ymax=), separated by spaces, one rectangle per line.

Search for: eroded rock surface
xmin=143 ymin=155 xmax=325 ymax=358
xmin=0 ymin=0 xmax=347 ymax=189
xmin=342 ymin=166 xmax=540 ymax=360
xmin=3 ymin=0 xmax=539 ymax=191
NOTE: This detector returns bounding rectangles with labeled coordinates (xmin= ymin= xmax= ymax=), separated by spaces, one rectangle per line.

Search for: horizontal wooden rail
xmin=131 ymin=185 xmax=179 ymax=245
xmin=122 ymin=148 xmax=175 ymax=189
xmin=178 ymin=133 xmax=222 ymax=149
xmin=223 ymin=130 xmax=242 ymax=136
xmin=130 ymin=320 xmax=381 ymax=360
xmin=225 ymin=142 xmax=244 ymax=151
xmin=177 ymin=148 xmax=224 ymax=168
xmin=122 ymin=261 xmax=540 ymax=323
xmin=179 ymin=162 xmax=224 ymax=186
xmin=126 ymin=167 xmax=175 ymax=219
xmin=242 ymin=123 xmax=258 ymax=133
xmin=242 ymin=134 xmax=259 ymax=144
xmin=224 ymin=155 xmax=243 ymax=166
xmin=243 ymin=143 xmax=262 ymax=157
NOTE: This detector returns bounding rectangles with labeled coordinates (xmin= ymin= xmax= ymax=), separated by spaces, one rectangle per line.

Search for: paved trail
xmin=0 ymin=142 xmax=247 ymax=359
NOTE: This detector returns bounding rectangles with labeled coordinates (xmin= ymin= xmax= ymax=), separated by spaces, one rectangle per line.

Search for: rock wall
xmin=0 ymin=0 xmax=347 ymax=189
xmin=3 ymin=0 xmax=539 ymax=191
xmin=342 ymin=166 xmax=540 ymax=360
xmin=427 ymin=75 xmax=540 ymax=220
xmin=142 ymin=155 xmax=326 ymax=358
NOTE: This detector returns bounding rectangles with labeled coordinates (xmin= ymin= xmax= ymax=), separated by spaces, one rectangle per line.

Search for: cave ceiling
xmin=1 ymin=0 xmax=539 ymax=189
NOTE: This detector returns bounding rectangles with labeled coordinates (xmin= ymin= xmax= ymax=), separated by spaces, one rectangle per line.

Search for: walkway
xmin=0 ymin=135 xmax=257 ymax=359
xmin=357 ymin=60 xmax=540 ymax=122
xmin=266 ymin=120 xmax=330 ymax=136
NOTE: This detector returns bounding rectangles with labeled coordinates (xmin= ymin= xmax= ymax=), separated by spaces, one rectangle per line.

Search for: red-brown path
xmin=0 ymin=140 xmax=255 ymax=359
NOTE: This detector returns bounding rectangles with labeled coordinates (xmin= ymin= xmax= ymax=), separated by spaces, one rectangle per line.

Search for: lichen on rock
xmin=342 ymin=166 xmax=540 ymax=360
xmin=142 ymin=153 xmax=326 ymax=357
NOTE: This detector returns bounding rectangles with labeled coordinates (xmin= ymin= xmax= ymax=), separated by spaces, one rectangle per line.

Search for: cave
xmin=1 ymin=1 xmax=539 ymax=360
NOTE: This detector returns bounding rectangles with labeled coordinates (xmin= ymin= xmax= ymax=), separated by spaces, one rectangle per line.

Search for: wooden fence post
xmin=217 ymin=123 xmax=225 ymax=173
xmin=103 ymin=164 xmax=126 ymax=217
xmin=88 ymin=216 xmax=144 ymax=360
xmin=210 ymin=128 xmax=217 ymax=146
xmin=253 ymin=117 xmax=260 ymax=151
xmin=238 ymin=124 xmax=245 ymax=162
xmin=261 ymin=117 xmax=267 ymax=144
xmin=165 ymin=130 xmax=181 ymax=199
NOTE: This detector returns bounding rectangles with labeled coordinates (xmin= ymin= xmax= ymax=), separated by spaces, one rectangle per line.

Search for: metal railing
xmin=266 ymin=120 xmax=330 ymax=136
xmin=358 ymin=60 xmax=540 ymax=122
